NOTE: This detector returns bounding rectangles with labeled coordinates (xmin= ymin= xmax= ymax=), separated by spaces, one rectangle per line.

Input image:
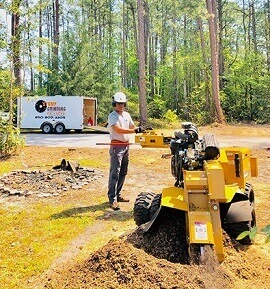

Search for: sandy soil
xmin=1 ymin=124 xmax=270 ymax=289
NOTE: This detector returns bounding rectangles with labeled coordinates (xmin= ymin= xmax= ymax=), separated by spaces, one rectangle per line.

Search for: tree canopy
xmin=0 ymin=0 xmax=269 ymax=125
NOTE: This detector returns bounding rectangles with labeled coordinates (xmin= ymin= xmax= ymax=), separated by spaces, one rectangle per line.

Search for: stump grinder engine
xmin=134 ymin=122 xmax=258 ymax=264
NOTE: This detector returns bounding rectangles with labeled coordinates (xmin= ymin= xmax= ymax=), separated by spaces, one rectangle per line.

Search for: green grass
xmin=0 ymin=160 xmax=23 ymax=175
xmin=0 ymin=202 xmax=105 ymax=289
xmin=78 ymin=158 xmax=109 ymax=169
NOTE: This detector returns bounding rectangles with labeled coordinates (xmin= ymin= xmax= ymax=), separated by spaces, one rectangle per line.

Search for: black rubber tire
xmin=149 ymin=193 xmax=161 ymax=219
xmin=54 ymin=123 xmax=66 ymax=134
xmin=133 ymin=192 xmax=157 ymax=226
xmin=41 ymin=122 xmax=53 ymax=134
xmin=245 ymin=182 xmax=255 ymax=204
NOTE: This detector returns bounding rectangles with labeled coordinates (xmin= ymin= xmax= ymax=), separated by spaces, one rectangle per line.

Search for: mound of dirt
xmin=42 ymin=209 xmax=249 ymax=289
xmin=44 ymin=237 xmax=234 ymax=289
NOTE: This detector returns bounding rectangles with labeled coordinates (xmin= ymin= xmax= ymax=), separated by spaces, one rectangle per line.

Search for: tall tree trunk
xmin=250 ymin=0 xmax=257 ymax=53
xmin=183 ymin=14 xmax=188 ymax=118
xmin=53 ymin=0 xmax=60 ymax=72
xmin=148 ymin=33 xmax=155 ymax=99
xmin=108 ymin=1 xmax=114 ymax=83
xmin=265 ymin=0 xmax=270 ymax=72
xmin=128 ymin=1 xmax=139 ymax=90
xmin=44 ymin=5 xmax=52 ymax=95
xmin=172 ymin=9 xmax=178 ymax=113
xmin=11 ymin=0 xmax=22 ymax=86
xmin=121 ymin=1 xmax=128 ymax=87
xmin=144 ymin=1 xmax=149 ymax=69
xmin=39 ymin=0 xmax=43 ymax=88
xmin=25 ymin=0 xmax=34 ymax=92
xmin=248 ymin=0 xmax=251 ymax=50
xmin=197 ymin=17 xmax=211 ymax=113
xmin=242 ymin=0 xmax=248 ymax=51
xmin=137 ymin=0 xmax=147 ymax=125
xmin=129 ymin=2 xmax=138 ymax=57
xmin=206 ymin=0 xmax=225 ymax=123
xmin=217 ymin=0 xmax=224 ymax=90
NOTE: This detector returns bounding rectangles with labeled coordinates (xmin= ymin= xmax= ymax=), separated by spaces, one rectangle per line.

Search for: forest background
xmin=0 ymin=0 xmax=270 ymax=133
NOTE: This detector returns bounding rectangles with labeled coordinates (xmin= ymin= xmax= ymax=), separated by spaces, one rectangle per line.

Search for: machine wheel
xmin=41 ymin=122 xmax=53 ymax=134
xmin=189 ymin=244 xmax=214 ymax=265
xmin=226 ymin=209 xmax=256 ymax=245
xmin=133 ymin=192 xmax=157 ymax=226
xmin=149 ymin=193 xmax=161 ymax=219
xmin=54 ymin=123 xmax=66 ymax=134
xmin=245 ymin=183 xmax=255 ymax=204
xmin=225 ymin=183 xmax=256 ymax=245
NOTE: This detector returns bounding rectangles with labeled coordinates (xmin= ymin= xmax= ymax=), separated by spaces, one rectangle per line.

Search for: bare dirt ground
xmin=1 ymin=124 xmax=270 ymax=289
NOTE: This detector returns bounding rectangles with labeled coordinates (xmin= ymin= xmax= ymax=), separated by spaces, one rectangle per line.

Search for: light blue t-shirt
xmin=108 ymin=110 xmax=134 ymax=142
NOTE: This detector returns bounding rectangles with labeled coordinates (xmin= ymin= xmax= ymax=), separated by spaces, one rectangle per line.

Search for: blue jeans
xmin=108 ymin=145 xmax=129 ymax=204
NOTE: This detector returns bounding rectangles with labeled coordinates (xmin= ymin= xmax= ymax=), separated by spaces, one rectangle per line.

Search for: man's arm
xmin=112 ymin=124 xmax=136 ymax=134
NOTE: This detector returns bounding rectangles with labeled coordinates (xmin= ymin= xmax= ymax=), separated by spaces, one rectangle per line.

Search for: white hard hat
xmin=113 ymin=92 xmax=127 ymax=103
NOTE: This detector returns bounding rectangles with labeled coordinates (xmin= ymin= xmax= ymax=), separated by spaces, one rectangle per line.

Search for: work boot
xmin=118 ymin=196 xmax=130 ymax=202
xmin=110 ymin=202 xmax=120 ymax=210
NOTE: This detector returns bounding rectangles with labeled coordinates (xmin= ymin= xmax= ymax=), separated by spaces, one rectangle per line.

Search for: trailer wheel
xmin=54 ymin=123 xmax=66 ymax=134
xmin=133 ymin=192 xmax=157 ymax=226
xmin=41 ymin=122 xmax=53 ymax=134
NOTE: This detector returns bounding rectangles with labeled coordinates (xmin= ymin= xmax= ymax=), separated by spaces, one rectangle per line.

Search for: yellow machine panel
xmin=250 ymin=156 xmax=258 ymax=177
xmin=204 ymin=161 xmax=226 ymax=201
xmin=161 ymin=187 xmax=188 ymax=211
xmin=184 ymin=171 xmax=208 ymax=190
xmin=219 ymin=147 xmax=257 ymax=189
xmin=188 ymin=212 xmax=214 ymax=244
xmin=135 ymin=131 xmax=171 ymax=148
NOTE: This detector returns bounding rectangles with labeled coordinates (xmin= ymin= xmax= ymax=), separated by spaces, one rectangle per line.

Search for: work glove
xmin=134 ymin=126 xmax=146 ymax=134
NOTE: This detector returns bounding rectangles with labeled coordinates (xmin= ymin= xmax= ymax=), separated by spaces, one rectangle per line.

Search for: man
xmin=107 ymin=92 xmax=143 ymax=210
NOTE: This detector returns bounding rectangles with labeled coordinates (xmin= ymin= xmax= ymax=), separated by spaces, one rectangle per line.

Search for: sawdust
xmin=43 ymin=238 xmax=234 ymax=289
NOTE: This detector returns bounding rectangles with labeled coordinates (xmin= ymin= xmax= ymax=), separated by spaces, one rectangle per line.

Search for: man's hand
xmin=134 ymin=127 xmax=146 ymax=134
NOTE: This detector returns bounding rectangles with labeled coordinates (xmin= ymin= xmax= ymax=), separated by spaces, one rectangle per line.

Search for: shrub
xmin=163 ymin=109 xmax=179 ymax=123
xmin=0 ymin=122 xmax=24 ymax=157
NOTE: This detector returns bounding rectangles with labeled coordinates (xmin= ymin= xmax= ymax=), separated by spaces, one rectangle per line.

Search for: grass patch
xmin=0 ymin=160 xmax=23 ymax=175
xmin=0 ymin=202 xmax=106 ymax=289
xmin=78 ymin=158 xmax=109 ymax=169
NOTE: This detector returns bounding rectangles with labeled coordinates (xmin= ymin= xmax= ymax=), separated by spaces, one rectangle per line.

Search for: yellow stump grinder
xmin=133 ymin=122 xmax=258 ymax=264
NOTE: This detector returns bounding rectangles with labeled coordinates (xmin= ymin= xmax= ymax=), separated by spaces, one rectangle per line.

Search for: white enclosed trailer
xmin=17 ymin=96 xmax=97 ymax=133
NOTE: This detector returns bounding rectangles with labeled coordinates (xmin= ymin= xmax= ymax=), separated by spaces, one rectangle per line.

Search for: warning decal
xmin=194 ymin=221 xmax=208 ymax=240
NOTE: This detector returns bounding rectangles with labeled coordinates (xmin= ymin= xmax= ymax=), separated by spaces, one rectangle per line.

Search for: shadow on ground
xmin=50 ymin=203 xmax=133 ymax=222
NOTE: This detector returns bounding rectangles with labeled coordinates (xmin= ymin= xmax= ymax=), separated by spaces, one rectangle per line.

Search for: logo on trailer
xmin=35 ymin=100 xmax=47 ymax=113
